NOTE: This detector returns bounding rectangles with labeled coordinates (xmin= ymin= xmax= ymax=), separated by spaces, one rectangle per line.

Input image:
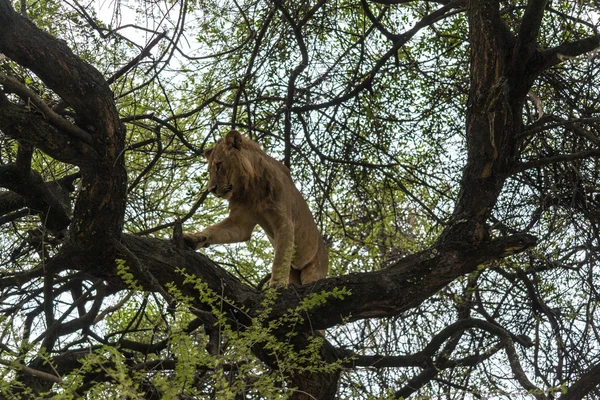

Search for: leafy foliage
xmin=1 ymin=0 xmax=600 ymax=399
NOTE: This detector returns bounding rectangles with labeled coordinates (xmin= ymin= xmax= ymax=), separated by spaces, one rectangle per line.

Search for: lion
xmin=183 ymin=130 xmax=328 ymax=288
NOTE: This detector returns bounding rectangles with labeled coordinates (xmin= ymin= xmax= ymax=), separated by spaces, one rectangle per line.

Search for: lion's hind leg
xmin=298 ymin=260 xmax=324 ymax=285
xmin=298 ymin=242 xmax=328 ymax=285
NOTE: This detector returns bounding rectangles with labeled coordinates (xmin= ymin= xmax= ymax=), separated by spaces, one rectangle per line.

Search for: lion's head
xmin=204 ymin=130 xmax=257 ymax=200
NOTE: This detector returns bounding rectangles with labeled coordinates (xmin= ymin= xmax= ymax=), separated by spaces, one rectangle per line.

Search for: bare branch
xmin=0 ymin=74 xmax=94 ymax=145
xmin=537 ymin=35 xmax=600 ymax=72
xmin=106 ymin=31 xmax=168 ymax=85
xmin=513 ymin=149 xmax=600 ymax=174
xmin=0 ymin=359 xmax=62 ymax=384
xmin=292 ymin=0 xmax=465 ymax=113
xmin=557 ymin=362 xmax=600 ymax=400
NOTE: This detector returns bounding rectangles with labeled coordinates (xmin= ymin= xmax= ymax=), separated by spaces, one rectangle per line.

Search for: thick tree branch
xmin=0 ymin=190 xmax=27 ymax=219
xmin=15 ymin=142 xmax=33 ymax=172
xmin=557 ymin=362 xmax=600 ymax=400
xmin=0 ymin=164 xmax=74 ymax=232
xmin=0 ymin=95 xmax=97 ymax=165
xmin=0 ymin=73 xmax=94 ymax=145
xmin=536 ymin=35 xmax=600 ymax=73
xmin=512 ymin=0 xmax=548 ymax=69
xmin=0 ymin=0 xmax=120 ymax=131
xmin=440 ymin=0 xmax=527 ymax=244
xmin=117 ymin=233 xmax=537 ymax=332
xmin=0 ymin=0 xmax=127 ymax=255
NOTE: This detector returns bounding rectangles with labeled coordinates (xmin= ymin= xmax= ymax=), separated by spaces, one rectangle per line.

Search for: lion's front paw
xmin=182 ymin=233 xmax=209 ymax=250
xmin=268 ymin=277 xmax=289 ymax=289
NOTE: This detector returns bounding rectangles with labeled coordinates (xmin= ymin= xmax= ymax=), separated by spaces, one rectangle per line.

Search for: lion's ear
xmin=225 ymin=130 xmax=243 ymax=150
xmin=203 ymin=147 xmax=214 ymax=160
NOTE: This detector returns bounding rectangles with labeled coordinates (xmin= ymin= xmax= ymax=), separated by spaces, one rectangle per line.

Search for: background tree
xmin=1 ymin=0 xmax=600 ymax=398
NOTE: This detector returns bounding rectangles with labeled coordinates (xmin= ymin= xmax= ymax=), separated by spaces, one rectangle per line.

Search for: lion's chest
xmin=256 ymin=214 xmax=279 ymax=243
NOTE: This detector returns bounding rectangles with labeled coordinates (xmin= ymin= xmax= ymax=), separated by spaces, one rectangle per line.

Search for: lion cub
xmin=183 ymin=130 xmax=328 ymax=288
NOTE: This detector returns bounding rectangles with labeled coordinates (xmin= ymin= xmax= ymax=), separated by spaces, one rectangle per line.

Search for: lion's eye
xmin=215 ymin=162 xmax=222 ymax=171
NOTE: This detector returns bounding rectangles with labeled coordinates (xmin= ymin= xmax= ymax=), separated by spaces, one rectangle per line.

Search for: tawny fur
xmin=183 ymin=130 xmax=328 ymax=288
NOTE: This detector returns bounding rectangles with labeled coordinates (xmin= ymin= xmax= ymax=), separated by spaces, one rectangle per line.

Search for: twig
xmin=106 ymin=31 xmax=167 ymax=85
xmin=0 ymin=359 xmax=62 ymax=384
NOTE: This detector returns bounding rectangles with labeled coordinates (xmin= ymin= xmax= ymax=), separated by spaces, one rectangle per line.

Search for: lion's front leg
xmin=183 ymin=214 xmax=257 ymax=250
xmin=269 ymin=224 xmax=295 ymax=288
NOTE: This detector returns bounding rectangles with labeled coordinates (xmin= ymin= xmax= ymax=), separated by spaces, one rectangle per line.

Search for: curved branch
xmin=413 ymin=317 xmax=545 ymax=399
xmin=360 ymin=0 xmax=402 ymax=42
xmin=116 ymin=233 xmax=537 ymax=332
xmin=0 ymin=0 xmax=120 ymax=131
xmin=513 ymin=149 xmax=600 ymax=174
xmin=537 ymin=35 xmax=600 ymax=73
xmin=557 ymin=362 xmax=600 ymax=400
xmin=0 ymin=74 xmax=93 ymax=145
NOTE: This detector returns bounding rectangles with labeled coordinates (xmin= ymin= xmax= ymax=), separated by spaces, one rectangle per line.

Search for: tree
xmin=1 ymin=0 xmax=599 ymax=398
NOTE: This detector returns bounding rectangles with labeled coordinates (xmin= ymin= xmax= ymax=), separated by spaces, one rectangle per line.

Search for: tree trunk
xmin=440 ymin=0 xmax=531 ymax=244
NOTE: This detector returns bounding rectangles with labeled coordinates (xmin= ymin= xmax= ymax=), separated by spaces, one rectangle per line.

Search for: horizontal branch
xmin=0 ymin=164 xmax=75 ymax=232
xmin=537 ymin=34 xmax=600 ymax=72
xmin=339 ymin=350 xmax=430 ymax=369
xmin=115 ymin=233 xmax=537 ymax=333
xmin=513 ymin=149 xmax=600 ymax=174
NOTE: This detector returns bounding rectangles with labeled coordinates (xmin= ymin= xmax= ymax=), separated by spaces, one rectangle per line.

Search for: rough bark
xmin=440 ymin=0 xmax=543 ymax=244
xmin=0 ymin=0 xmax=127 ymax=259
xmin=0 ymin=164 xmax=74 ymax=232
xmin=114 ymin=233 xmax=536 ymax=332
